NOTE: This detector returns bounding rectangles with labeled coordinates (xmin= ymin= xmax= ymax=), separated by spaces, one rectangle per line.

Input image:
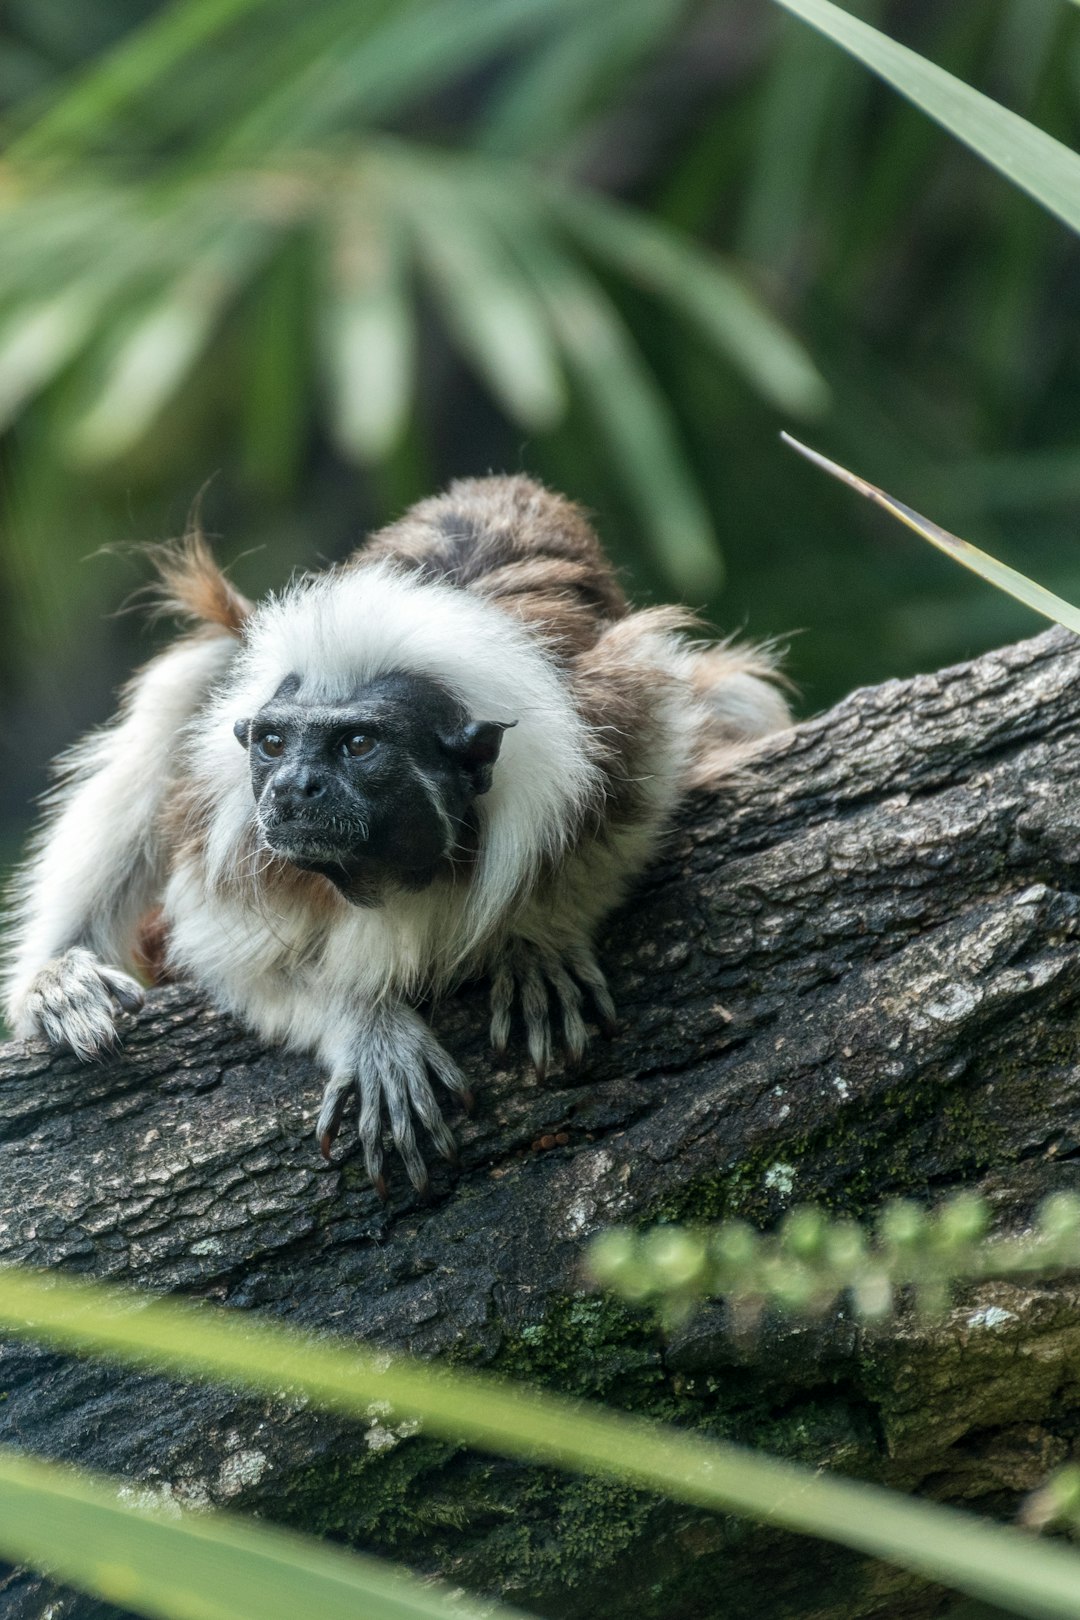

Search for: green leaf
xmin=319 ymin=179 xmax=415 ymax=463
xmin=0 ymin=1445 xmax=531 ymax=1620
xmin=215 ymin=0 xmax=584 ymax=160
xmin=388 ymin=154 xmax=566 ymax=432
xmin=448 ymin=164 xmax=722 ymax=591
xmin=68 ymin=219 xmax=275 ymax=464
xmin=477 ymin=0 xmax=687 ymax=159
xmin=238 ymin=235 xmax=312 ymax=496
xmin=10 ymin=1266 xmax=1080 ymax=1616
xmin=736 ymin=10 xmax=856 ymax=274
xmin=781 ymin=433 xmax=1080 ymax=637
xmin=0 ymin=290 xmax=102 ymax=429
xmin=68 ymin=300 xmax=221 ymax=463
xmin=550 ymin=183 xmax=829 ymax=417
xmin=771 ymin=0 xmax=1080 ymax=239
xmin=10 ymin=0 xmax=275 ymax=164
xmin=487 ymin=195 xmax=723 ymax=595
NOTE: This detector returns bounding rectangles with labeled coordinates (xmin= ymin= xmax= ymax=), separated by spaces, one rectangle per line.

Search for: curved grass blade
xmin=67 ymin=298 xmax=221 ymax=464
xmin=781 ymin=432 xmax=1080 ymax=636
xmin=0 ymin=1445 xmax=531 ymax=1620
xmin=0 ymin=185 xmax=144 ymax=302
xmin=11 ymin=1269 xmax=1080 ymax=1617
xmin=551 ymin=182 xmax=828 ymax=418
xmin=771 ymin=0 xmax=1080 ymax=241
xmin=736 ymin=11 xmax=852 ymax=275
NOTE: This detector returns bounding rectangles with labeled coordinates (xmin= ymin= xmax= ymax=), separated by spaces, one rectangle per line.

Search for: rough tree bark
xmin=4 ymin=626 xmax=1080 ymax=1620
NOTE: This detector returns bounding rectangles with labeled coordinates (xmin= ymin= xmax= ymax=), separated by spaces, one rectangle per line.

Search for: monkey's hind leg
xmin=489 ymin=937 xmax=616 ymax=1081
xmin=316 ymin=1001 xmax=471 ymax=1198
xmin=684 ymin=640 xmax=792 ymax=788
xmin=14 ymin=947 xmax=145 ymax=1060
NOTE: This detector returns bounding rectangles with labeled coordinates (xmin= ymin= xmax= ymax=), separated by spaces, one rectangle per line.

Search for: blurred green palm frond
xmin=10 ymin=1262 xmax=1080 ymax=1620
xmin=0 ymin=1444 xmax=534 ymax=1620
xmin=0 ymin=0 xmax=826 ymax=596
xmin=4 ymin=0 xmax=1080 ymax=693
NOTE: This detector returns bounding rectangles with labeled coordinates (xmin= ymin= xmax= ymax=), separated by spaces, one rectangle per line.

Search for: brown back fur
xmin=355 ymin=475 xmax=628 ymax=659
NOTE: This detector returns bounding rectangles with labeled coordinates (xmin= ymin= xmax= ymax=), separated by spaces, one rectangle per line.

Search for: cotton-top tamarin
xmin=2 ymin=477 xmax=789 ymax=1196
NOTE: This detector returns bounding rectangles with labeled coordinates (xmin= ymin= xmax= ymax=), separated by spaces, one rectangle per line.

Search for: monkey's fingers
xmin=19 ymin=949 xmax=141 ymax=1062
xmin=406 ymin=1065 xmax=459 ymax=1168
xmin=541 ymin=952 xmax=588 ymax=1068
xmin=412 ymin=1030 xmax=468 ymax=1165
xmin=488 ymin=938 xmax=616 ymax=1077
xmin=317 ymin=1070 xmax=394 ymax=1203
xmin=489 ymin=960 xmax=514 ymax=1058
xmin=566 ymin=943 xmax=617 ymax=1037
xmin=316 ymin=1072 xmax=353 ymax=1163
xmin=517 ymin=949 xmax=552 ymax=1081
xmin=382 ymin=1057 xmax=432 ymax=1194
xmin=419 ymin=1026 xmax=472 ymax=1108
xmin=355 ymin=1063 xmax=387 ymax=1197
xmin=99 ymin=966 xmax=146 ymax=1015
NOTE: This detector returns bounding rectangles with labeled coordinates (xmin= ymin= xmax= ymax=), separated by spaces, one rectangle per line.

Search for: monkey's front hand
xmin=12 ymin=947 xmax=145 ymax=1060
xmin=489 ymin=936 xmax=617 ymax=1081
xmin=316 ymin=1001 xmax=471 ymax=1198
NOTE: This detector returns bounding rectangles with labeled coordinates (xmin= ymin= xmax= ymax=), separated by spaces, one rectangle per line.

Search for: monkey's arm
xmin=3 ymin=635 xmax=236 ymax=1057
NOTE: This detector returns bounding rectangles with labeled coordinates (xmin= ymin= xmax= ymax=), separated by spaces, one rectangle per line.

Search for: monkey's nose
xmin=273 ymin=768 xmax=325 ymax=806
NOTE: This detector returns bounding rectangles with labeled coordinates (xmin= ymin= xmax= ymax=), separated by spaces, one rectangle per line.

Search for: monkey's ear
xmin=233 ymin=717 xmax=251 ymax=747
xmin=445 ymin=719 xmax=515 ymax=794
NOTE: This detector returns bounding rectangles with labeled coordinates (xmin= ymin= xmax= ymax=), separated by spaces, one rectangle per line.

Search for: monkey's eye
xmin=258 ymin=733 xmax=285 ymax=759
xmin=344 ymin=734 xmax=375 ymax=758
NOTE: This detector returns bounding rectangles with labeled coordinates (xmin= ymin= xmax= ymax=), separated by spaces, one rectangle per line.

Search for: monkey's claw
xmin=316 ymin=1005 xmax=471 ymax=1197
xmin=489 ymin=938 xmax=616 ymax=1078
xmin=14 ymin=947 xmax=145 ymax=1060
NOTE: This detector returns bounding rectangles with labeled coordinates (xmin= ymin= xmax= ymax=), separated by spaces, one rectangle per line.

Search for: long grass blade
xmin=781 ymin=433 xmax=1080 ymax=636
xmin=0 ymin=1445 xmax=531 ymax=1620
xmin=67 ymin=299 xmax=221 ymax=464
xmin=771 ymin=0 xmax=1080 ymax=240
xmin=9 ymin=1266 xmax=1080 ymax=1617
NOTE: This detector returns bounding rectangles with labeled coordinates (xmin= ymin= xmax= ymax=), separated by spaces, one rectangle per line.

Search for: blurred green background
xmin=3 ymin=0 xmax=1080 ymax=884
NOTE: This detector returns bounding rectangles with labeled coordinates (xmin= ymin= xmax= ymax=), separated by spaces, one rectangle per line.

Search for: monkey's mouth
xmin=260 ymin=816 xmax=367 ymax=868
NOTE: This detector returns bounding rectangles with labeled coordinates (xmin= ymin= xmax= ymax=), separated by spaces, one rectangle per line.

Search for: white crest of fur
xmin=187 ymin=561 xmax=602 ymax=966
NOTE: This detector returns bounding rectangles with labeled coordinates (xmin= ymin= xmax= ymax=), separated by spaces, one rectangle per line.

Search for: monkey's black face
xmin=234 ymin=671 xmax=508 ymax=902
